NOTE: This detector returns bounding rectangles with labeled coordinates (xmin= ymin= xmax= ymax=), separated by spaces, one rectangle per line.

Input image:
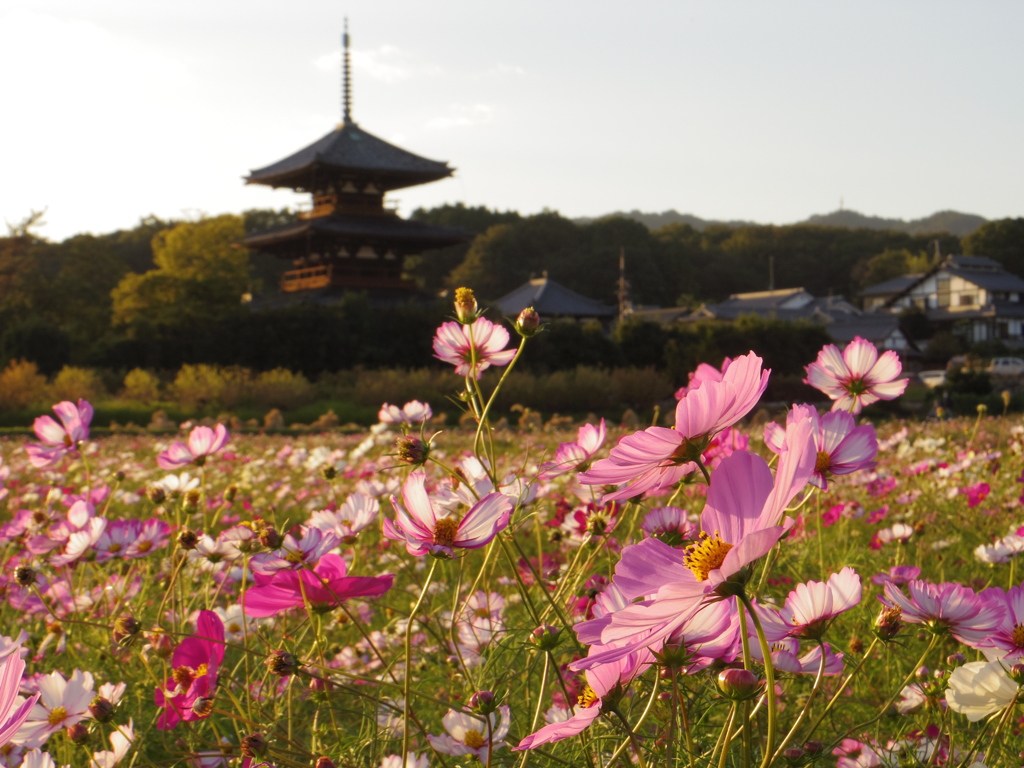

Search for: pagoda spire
xmin=342 ymin=19 xmax=353 ymax=124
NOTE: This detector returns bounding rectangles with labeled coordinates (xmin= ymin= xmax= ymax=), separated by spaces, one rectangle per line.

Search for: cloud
xmin=314 ymin=45 xmax=441 ymax=83
xmin=425 ymin=104 xmax=496 ymax=130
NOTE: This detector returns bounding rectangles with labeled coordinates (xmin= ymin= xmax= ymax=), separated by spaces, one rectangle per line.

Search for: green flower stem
xmin=717 ymin=704 xmax=739 ymax=768
xmin=610 ymin=706 xmax=648 ymax=768
xmin=770 ymin=640 xmax=827 ymax=763
xmin=803 ymin=636 xmax=879 ymax=740
xmin=850 ymin=633 xmax=939 ymax=734
xmin=474 ymin=337 xmax=528 ymax=462
xmin=671 ymin=669 xmax=697 ymax=768
xmin=516 ymin=652 xmax=550 ymax=768
xmin=403 ymin=558 xmax=439 ymax=760
xmin=608 ymin=681 xmax=660 ymax=767
xmin=740 ymin=594 xmax=778 ymax=768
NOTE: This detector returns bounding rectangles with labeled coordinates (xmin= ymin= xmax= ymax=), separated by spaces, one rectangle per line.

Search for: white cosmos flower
xmin=945 ymin=660 xmax=1019 ymax=721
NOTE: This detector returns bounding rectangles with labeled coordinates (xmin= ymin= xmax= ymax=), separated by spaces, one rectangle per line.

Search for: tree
xmin=963 ymin=218 xmax=1024 ymax=278
xmin=854 ymin=248 xmax=932 ymax=290
xmin=111 ymin=215 xmax=249 ymax=332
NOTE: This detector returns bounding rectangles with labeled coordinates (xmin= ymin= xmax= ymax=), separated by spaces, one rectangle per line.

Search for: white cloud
xmin=425 ymin=104 xmax=496 ymax=130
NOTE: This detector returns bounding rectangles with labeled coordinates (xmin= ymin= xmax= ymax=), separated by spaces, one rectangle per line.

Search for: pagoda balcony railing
xmin=281 ymin=265 xmax=332 ymax=292
xmin=280 ymin=264 xmax=415 ymax=292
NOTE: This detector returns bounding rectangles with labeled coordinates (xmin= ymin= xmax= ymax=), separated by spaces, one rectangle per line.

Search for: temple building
xmin=244 ymin=24 xmax=468 ymax=296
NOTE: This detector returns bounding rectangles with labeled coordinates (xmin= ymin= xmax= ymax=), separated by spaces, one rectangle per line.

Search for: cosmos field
xmin=0 ymin=304 xmax=1023 ymax=768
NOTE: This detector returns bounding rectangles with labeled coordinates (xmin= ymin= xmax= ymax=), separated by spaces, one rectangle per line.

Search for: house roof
xmin=494 ymin=277 xmax=616 ymax=318
xmin=826 ymin=315 xmax=905 ymax=344
xmin=246 ymin=121 xmax=454 ymax=192
xmin=861 ymin=274 xmax=923 ymax=297
xmin=691 ymin=291 xmax=859 ymax=322
xmin=871 ymin=254 xmax=1024 ymax=309
xmin=945 ymin=266 xmax=1024 ymax=293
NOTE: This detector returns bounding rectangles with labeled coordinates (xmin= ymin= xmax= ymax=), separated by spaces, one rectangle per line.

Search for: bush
xmin=0 ymin=359 xmax=48 ymax=411
xmin=49 ymin=366 xmax=108 ymax=403
xmin=170 ymin=365 xmax=251 ymax=410
xmin=251 ymin=369 xmax=315 ymax=410
xmin=121 ymin=368 xmax=162 ymax=403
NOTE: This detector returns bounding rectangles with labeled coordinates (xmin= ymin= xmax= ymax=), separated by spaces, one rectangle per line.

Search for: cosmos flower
xmin=378 ymin=401 xmax=433 ymax=424
xmin=249 ymin=528 xmax=340 ymax=576
xmin=433 ymin=317 xmax=516 ymax=379
xmin=242 ymin=554 xmax=393 ymax=618
xmin=308 ymin=494 xmax=380 ymax=540
xmin=879 ymin=581 xmax=1004 ymax=646
xmin=383 ymin=471 xmax=512 ymax=558
xmin=537 ymin=419 xmax=607 ymax=479
xmin=764 ymin=404 xmax=878 ymax=490
xmin=154 ymin=611 xmax=225 ymax=730
xmin=973 ymin=584 xmax=1024 ymax=662
xmin=379 ymin=754 xmax=428 ymax=768
xmin=579 ymin=352 xmax=770 ymax=501
xmin=25 ymin=400 xmax=93 ymax=469
xmin=804 ymin=336 xmax=908 ymax=414
xmin=90 ymin=719 xmax=134 ymax=768
xmin=0 ymin=654 xmax=38 ymax=750
xmin=428 ymin=705 xmax=510 ymax=762
xmin=13 ymin=669 xmax=95 ymax=748
xmin=158 ymin=425 xmax=230 ymax=470
xmin=764 ymin=567 xmax=862 ymax=640
xmin=945 ymin=660 xmax=1018 ymax=721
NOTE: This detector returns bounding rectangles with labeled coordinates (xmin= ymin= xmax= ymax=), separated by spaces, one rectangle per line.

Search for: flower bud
xmin=396 ymin=436 xmax=429 ymax=466
xmin=224 ymin=484 xmax=238 ymax=502
xmin=782 ymin=747 xmax=805 ymax=765
xmin=469 ymin=690 xmax=497 ymax=714
xmin=177 ymin=528 xmax=199 ymax=550
xmin=946 ymin=652 xmax=966 ymax=666
xmin=1002 ymin=390 xmax=1012 ymax=409
xmin=320 ymin=465 xmax=337 ymax=481
xmin=146 ymin=629 xmax=174 ymax=659
xmin=977 ymin=403 xmax=988 ymax=416
xmin=515 ymin=307 xmax=541 ymax=337
xmin=191 ymin=697 xmax=214 ymax=717
xmin=454 ymin=287 xmax=479 ymax=323
xmin=1010 ymin=663 xmax=1024 ymax=685
xmin=915 ymin=666 xmax=930 ymax=680
xmin=112 ymin=615 xmax=142 ymax=647
xmin=848 ymin=636 xmax=864 ymax=655
xmin=65 ymin=722 xmax=89 ymax=745
xmin=873 ymin=606 xmax=903 ymax=641
xmin=530 ymin=624 xmax=562 ymax=651
xmin=89 ymin=696 xmax=115 ymax=723
xmin=717 ymin=668 xmax=760 ymax=700
xmin=147 ymin=486 xmax=166 ymax=504
xmin=113 ymin=470 xmax=125 ymax=482
xmin=802 ymin=741 xmax=823 ymax=756
xmin=13 ymin=565 xmax=36 ymax=587
xmin=265 ymin=649 xmax=300 ymax=677
xmin=315 ymin=758 xmax=337 ymax=768
xmin=183 ymin=489 xmax=202 ymax=511
xmin=240 ymin=732 xmax=268 ymax=758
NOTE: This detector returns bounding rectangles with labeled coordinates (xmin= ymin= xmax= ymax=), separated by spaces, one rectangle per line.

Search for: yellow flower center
xmin=683 ymin=532 xmax=734 ymax=581
xmin=463 ymin=729 xmax=486 ymax=749
xmin=340 ymin=519 xmax=352 ymax=528
xmin=137 ymin=541 xmax=152 ymax=553
xmin=171 ymin=663 xmax=209 ymax=688
xmin=285 ymin=550 xmax=305 ymax=564
xmin=578 ymin=685 xmax=600 ymax=708
xmin=1013 ymin=624 xmax=1024 ymax=647
xmin=474 ymin=608 xmax=490 ymax=618
xmin=47 ymin=706 xmax=68 ymax=726
xmin=814 ymin=450 xmax=832 ymax=475
xmin=108 ymin=543 xmax=122 ymax=553
xmin=433 ymin=518 xmax=460 ymax=549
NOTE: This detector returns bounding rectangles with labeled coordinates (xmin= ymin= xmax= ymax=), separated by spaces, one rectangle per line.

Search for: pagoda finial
xmin=342 ymin=18 xmax=352 ymax=124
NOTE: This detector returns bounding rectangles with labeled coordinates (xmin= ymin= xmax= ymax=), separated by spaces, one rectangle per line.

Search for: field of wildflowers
xmin=1 ymin=289 xmax=1024 ymax=768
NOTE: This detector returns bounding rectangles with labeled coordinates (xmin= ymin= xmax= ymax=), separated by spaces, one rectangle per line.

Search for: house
xmin=863 ymin=255 xmax=1024 ymax=345
xmin=494 ymin=276 xmax=617 ymax=321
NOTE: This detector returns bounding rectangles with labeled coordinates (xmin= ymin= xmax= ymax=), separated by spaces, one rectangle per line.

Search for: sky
xmin=2 ymin=0 xmax=1023 ymax=242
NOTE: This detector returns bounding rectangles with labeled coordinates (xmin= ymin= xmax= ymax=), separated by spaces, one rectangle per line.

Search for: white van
xmin=987 ymin=357 xmax=1024 ymax=376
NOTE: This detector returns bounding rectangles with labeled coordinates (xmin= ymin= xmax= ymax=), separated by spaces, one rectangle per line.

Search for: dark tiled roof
xmin=861 ymin=274 xmax=923 ymax=297
xmin=247 ymin=121 xmax=453 ymax=191
xmin=946 ymin=267 xmax=1024 ymax=293
xmin=495 ymin=278 xmax=616 ymax=318
xmin=947 ymin=255 xmax=1003 ymax=270
xmin=244 ymin=213 xmax=468 ymax=250
xmin=927 ymin=302 xmax=1024 ymax=321
xmin=826 ymin=315 xmax=903 ymax=344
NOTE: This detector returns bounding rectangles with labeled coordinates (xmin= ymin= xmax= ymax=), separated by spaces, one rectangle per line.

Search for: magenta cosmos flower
xmin=804 ymin=336 xmax=908 ymax=414
xmin=158 ymin=424 xmax=230 ymax=470
xmin=575 ymin=417 xmax=817 ymax=668
xmin=155 ymin=611 xmax=225 ymax=730
xmin=243 ymin=553 xmax=393 ymax=617
xmin=0 ymin=655 xmax=38 ymax=750
xmin=383 ymin=471 xmax=513 ymax=558
xmin=433 ymin=317 xmax=516 ymax=379
xmin=25 ymin=400 xmax=93 ymax=469
xmin=973 ymin=584 xmax=1024 ymax=662
xmin=879 ymin=580 xmax=1004 ymax=646
xmin=579 ymin=352 xmax=769 ymax=500
xmin=765 ymin=404 xmax=877 ymax=490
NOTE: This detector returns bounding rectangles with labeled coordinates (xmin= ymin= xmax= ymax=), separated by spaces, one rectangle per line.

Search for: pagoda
xmin=244 ymin=23 xmax=468 ymax=294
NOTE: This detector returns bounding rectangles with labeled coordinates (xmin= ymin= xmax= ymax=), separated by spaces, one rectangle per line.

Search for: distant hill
xmin=577 ymin=208 xmax=988 ymax=237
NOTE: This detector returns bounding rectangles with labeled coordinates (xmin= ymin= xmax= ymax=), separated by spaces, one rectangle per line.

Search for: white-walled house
xmin=862 ymin=255 xmax=1024 ymax=345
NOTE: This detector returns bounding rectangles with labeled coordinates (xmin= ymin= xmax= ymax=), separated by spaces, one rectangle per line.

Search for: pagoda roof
xmin=246 ymin=121 xmax=454 ymax=192
xmin=244 ymin=212 xmax=468 ymax=251
xmin=495 ymin=277 xmax=616 ymax=318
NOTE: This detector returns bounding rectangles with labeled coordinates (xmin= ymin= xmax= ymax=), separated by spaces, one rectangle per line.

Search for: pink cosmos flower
xmin=308 ymin=494 xmax=380 ymax=540
xmin=639 ymin=506 xmax=696 ymax=545
xmin=25 ymin=400 xmax=93 ymax=469
xmin=0 ymin=655 xmax=38 ymax=750
xmin=750 ymin=637 xmax=845 ymax=675
xmin=383 ymin=471 xmax=512 ymax=558
xmin=157 ymin=425 xmax=230 ymax=470
xmin=242 ymin=553 xmax=393 ymax=618
xmin=961 ymin=482 xmax=991 ymax=508
xmin=674 ymin=357 xmax=732 ymax=399
xmin=538 ymin=419 xmax=607 ymax=479
xmin=428 ymin=705 xmax=510 ymax=762
xmin=155 ymin=611 xmax=225 ymax=730
xmin=579 ymin=352 xmax=770 ymax=500
xmin=833 ymin=738 xmax=883 ymax=768
xmin=433 ymin=317 xmax=516 ymax=379
xmin=761 ymin=567 xmax=862 ymax=640
xmin=13 ymin=669 xmax=95 ymax=748
xmin=871 ymin=565 xmax=921 ymax=587
xmin=973 ymin=584 xmax=1024 ymax=661
xmin=574 ymin=417 xmax=817 ymax=668
xmin=804 ymin=336 xmax=908 ymax=414
xmin=879 ymin=581 xmax=1004 ymax=646
xmin=378 ymin=400 xmax=433 ymax=424
xmin=764 ymin=404 xmax=877 ymax=490
xmin=249 ymin=528 xmax=340 ymax=576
